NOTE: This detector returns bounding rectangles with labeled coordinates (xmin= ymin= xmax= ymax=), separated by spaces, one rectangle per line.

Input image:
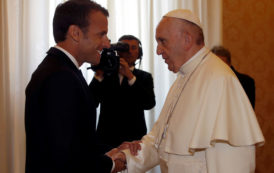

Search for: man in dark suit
xmin=211 ymin=46 xmax=255 ymax=108
xmin=90 ymin=35 xmax=156 ymax=149
xmin=25 ymin=1 xmax=125 ymax=173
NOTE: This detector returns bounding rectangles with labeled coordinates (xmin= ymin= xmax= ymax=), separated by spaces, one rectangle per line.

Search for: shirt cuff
xmin=128 ymin=76 xmax=136 ymax=86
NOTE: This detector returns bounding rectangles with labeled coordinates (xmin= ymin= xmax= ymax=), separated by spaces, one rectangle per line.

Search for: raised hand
xmin=118 ymin=140 xmax=142 ymax=156
xmin=119 ymin=58 xmax=134 ymax=79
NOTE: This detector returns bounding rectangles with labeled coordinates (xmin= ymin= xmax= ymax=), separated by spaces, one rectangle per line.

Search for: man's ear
xmin=183 ymin=32 xmax=193 ymax=50
xmin=67 ymin=25 xmax=81 ymax=43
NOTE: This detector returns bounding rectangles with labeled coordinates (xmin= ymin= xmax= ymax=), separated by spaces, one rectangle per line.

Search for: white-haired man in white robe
xmin=108 ymin=9 xmax=265 ymax=173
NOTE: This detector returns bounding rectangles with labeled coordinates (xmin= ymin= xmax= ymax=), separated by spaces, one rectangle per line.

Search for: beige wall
xmin=223 ymin=0 xmax=274 ymax=172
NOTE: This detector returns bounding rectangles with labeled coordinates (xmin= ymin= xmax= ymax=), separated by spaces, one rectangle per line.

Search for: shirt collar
xmin=54 ymin=45 xmax=80 ymax=68
xmin=179 ymin=46 xmax=209 ymax=76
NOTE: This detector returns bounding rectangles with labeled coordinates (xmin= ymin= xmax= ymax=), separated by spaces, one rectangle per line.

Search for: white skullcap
xmin=164 ymin=9 xmax=202 ymax=29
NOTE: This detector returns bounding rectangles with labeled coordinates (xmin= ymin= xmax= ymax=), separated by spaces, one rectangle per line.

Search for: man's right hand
xmin=118 ymin=140 xmax=142 ymax=156
xmin=119 ymin=58 xmax=134 ymax=80
xmin=106 ymin=148 xmax=127 ymax=173
xmin=112 ymin=152 xmax=127 ymax=173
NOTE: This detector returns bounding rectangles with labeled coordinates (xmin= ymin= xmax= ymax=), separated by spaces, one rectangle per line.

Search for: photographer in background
xmin=89 ymin=35 xmax=156 ymax=151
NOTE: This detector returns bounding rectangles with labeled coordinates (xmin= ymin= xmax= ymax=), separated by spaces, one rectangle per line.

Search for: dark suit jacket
xmin=89 ymin=69 xmax=156 ymax=149
xmin=25 ymin=47 xmax=112 ymax=173
xmin=231 ymin=66 xmax=256 ymax=108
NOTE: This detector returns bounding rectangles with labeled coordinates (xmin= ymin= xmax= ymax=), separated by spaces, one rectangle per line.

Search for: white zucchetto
xmin=164 ymin=9 xmax=202 ymax=29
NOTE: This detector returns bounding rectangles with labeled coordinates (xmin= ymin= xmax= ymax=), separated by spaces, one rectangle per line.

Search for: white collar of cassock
xmin=179 ymin=46 xmax=208 ymax=77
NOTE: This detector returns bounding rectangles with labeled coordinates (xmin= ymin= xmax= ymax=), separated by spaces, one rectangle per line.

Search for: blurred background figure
xmin=89 ymin=35 xmax=156 ymax=151
xmin=211 ymin=46 xmax=255 ymax=108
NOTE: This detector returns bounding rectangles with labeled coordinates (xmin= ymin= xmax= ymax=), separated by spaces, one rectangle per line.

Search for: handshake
xmin=106 ymin=140 xmax=142 ymax=173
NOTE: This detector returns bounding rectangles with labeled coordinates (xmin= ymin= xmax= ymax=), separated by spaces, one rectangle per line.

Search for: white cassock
xmin=123 ymin=47 xmax=265 ymax=173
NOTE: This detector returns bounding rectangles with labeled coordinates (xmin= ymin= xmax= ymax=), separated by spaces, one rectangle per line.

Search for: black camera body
xmin=90 ymin=42 xmax=129 ymax=76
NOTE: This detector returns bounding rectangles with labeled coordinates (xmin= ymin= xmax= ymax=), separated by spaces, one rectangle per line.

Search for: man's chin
xmin=167 ymin=65 xmax=173 ymax=71
xmin=90 ymin=55 xmax=101 ymax=65
xmin=92 ymin=60 xmax=100 ymax=66
xmin=167 ymin=66 xmax=177 ymax=73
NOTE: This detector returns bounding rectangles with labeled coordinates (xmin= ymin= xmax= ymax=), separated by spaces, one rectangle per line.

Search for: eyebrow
xmin=156 ymin=37 xmax=165 ymax=42
xmin=98 ymin=30 xmax=107 ymax=36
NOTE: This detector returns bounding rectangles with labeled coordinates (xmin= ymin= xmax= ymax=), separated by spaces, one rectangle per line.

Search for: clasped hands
xmin=106 ymin=140 xmax=142 ymax=173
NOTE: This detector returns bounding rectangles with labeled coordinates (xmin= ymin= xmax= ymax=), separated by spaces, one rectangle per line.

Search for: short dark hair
xmin=53 ymin=0 xmax=109 ymax=43
xmin=211 ymin=46 xmax=231 ymax=64
xmin=118 ymin=35 xmax=143 ymax=65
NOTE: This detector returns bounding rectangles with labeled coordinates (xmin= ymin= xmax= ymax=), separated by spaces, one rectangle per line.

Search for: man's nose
xmin=156 ymin=45 xmax=163 ymax=55
xmin=103 ymin=37 xmax=111 ymax=48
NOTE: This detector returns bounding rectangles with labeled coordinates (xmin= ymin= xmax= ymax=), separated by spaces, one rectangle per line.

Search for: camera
xmin=90 ymin=42 xmax=129 ymax=76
